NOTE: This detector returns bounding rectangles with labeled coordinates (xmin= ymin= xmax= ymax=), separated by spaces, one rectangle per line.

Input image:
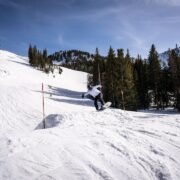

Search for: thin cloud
xmin=120 ymin=21 xmax=150 ymax=57
xmin=125 ymin=31 xmax=148 ymax=56
xmin=115 ymin=35 xmax=124 ymax=41
xmin=52 ymin=0 xmax=75 ymax=8
xmin=57 ymin=35 xmax=64 ymax=46
xmin=66 ymin=6 xmax=126 ymax=22
xmin=143 ymin=0 xmax=180 ymax=6
xmin=157 ymin=16 xmax=180 ymax=23
xmin=0 ymin=0 xmax=23 ymax=9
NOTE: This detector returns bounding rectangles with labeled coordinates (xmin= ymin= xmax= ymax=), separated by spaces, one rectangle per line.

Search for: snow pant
xmin=94 ymin=93 xmax=105 ymax=110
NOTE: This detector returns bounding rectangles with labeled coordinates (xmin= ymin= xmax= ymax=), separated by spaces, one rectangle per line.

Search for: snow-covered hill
xmin=0 ymin=50 xmax=180 ymax=180
xmin=50 ymin=50 xmax=94 ymax=64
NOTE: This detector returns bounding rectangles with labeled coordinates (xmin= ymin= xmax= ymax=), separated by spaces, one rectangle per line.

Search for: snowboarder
xmin=82 ymin=84 xmax=105 ymax=110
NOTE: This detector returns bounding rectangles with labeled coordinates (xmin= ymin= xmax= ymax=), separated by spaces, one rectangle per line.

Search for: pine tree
xmin=123 ymin=50 xmax=137 ymax=110
xmin=93 ymin=48 xmax=101 ymax=85
xmin=134 ymin=55 xmax=149 ymax=109
xmin=103 ymin=46 xmax=117 ymax=107
xmin=43 ymin=49 xmax=48 ymax=63
xmin=37 ymin=50 xmax=41 ymax=68
xmin=168 ymin=48 xmax=180 ymax=111
xmin=39 ymin=52 xmax=45 ymax=70
xmin=28 ymin=44 xmax=33 ymax=65
xmin=147 ymin=44 xmax=161 ymax=109
xmin=32 ymin=45 xmax=38 ymax=67
xmin=159 ymin=67 xmax=170 ymax=109
xmin=116 ymin=48 xmax=125 ymax=109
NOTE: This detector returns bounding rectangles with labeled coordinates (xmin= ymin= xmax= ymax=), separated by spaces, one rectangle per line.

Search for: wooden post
xmin=42 ymin=83 xmax=45 ymax=128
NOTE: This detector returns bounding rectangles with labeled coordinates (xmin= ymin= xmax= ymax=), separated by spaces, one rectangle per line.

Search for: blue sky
xmin=0 ymin=0 xmax=180 ymax=58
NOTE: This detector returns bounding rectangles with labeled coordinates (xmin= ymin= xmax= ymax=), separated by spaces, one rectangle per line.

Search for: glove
xmin=82 ymin=93 xmax=84 ymax=98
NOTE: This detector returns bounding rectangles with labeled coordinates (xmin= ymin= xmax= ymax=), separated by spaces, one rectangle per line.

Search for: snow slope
xmin=0 ymin=50 xmax=180 ymax=180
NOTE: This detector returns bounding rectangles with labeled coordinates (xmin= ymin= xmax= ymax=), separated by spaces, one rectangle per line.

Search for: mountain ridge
xmin=50 ymin=47 xmax=180 ymax=67
xmin=159 ymin=46 xmax=180 ymax=67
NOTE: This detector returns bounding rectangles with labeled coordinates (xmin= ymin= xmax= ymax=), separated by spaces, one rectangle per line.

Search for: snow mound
xmin=35 ymin=114 xmax=65 ymax=129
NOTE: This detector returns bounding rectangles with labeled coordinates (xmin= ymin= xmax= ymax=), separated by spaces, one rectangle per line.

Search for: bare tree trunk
xmin=121 ymin=90 xmax=125 ymax=110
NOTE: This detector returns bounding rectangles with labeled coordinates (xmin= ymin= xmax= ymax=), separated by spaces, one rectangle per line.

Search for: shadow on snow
xmin=34 ymin=85 xmax=93 ymax=107
xmin=35 ymin=114 xmax=64 ymax=130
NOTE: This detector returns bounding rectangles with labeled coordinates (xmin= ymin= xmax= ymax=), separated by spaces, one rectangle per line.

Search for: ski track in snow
xmin=0 ymin=50 xmax=180 ymax=180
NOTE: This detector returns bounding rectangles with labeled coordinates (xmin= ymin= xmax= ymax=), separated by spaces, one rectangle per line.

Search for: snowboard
xmin=98 ymin=102 xmax=112 ymax=111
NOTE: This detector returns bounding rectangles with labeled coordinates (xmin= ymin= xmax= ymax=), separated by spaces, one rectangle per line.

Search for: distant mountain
xmin=50 ymin=47 xmax=180 ymax=68
xmin=49 ymin=50 xmax=95 ymax=65
xmin=159 ymin=46 xmax=180 ymax=67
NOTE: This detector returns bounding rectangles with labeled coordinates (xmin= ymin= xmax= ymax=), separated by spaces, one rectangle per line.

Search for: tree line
xmin=28 ymin=44 xmax=62 ymax=74
xmin=28 ymin=44 xmax=180 ymax=111
xmin=91 ymin=45 xmax=180 ymax=111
